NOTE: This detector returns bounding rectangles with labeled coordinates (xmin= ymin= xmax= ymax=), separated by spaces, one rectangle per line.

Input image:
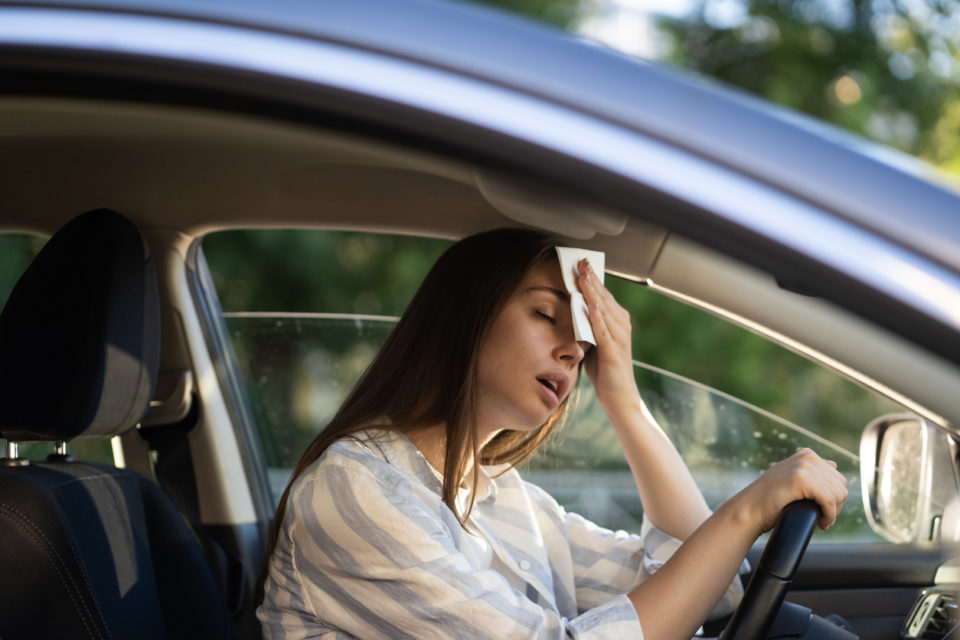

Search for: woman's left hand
xmin=576 ymin=259 xmax=643 ymax=413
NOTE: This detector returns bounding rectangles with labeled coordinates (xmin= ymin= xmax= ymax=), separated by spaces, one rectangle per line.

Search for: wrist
xmin=721 ymin=488 xmax=765 ymax=539
xmin=601 ymin=390 xmax=648 ymax=427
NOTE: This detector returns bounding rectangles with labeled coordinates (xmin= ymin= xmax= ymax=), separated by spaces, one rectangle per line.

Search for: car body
xmin=0 ymin=0 xmax=958 ymax=638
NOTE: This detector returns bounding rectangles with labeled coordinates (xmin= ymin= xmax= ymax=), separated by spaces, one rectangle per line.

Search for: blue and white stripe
xmin=258 ymin=429 xmax=744 ymax=639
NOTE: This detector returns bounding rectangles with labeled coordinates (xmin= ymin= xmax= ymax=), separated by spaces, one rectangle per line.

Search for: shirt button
xmin=519 ymin=560 xmax=531 ymax=571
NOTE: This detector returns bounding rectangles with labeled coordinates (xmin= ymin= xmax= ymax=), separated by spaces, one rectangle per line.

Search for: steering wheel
xmin=722 ymin=500 xmax=820 ymax=640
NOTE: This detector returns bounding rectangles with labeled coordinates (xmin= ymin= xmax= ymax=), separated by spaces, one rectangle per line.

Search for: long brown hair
xmin=259 ymin=228 xmax=576 ymax=600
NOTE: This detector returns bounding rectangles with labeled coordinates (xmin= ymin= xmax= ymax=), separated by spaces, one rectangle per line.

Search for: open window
xmin=200 ymin=228 xmax=908 ymax=543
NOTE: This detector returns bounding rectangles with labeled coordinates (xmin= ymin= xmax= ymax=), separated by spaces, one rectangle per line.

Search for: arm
xmin=596 ymin=393 xmax=709 ymax=540
xmin=576 ymin=261 xmax=848 ymax=640
xmin=628 ymin=448 xmax=847 ymax=640
xmin=575 ymin=260 xmax=708 ymax=540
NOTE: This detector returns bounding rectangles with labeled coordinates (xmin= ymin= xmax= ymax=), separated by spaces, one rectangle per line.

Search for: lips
xmin=536 ymin=373 xmax=569 ymax=407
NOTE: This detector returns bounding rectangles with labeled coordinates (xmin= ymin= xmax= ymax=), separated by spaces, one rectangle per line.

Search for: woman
xmin=257 ymin=228 xmax=847 ymax=639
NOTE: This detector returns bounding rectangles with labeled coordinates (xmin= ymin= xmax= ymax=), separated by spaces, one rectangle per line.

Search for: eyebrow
xmin=524 ymin=285 xmax=569 ymax=302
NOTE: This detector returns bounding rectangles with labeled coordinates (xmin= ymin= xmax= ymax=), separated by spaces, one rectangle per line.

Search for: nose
xmin=557 ymin=336 xmax=586 ymax=366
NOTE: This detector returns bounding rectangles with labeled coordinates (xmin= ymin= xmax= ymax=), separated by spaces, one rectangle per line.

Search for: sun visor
xmin=475 ymin=171 xmax=627 ymax=240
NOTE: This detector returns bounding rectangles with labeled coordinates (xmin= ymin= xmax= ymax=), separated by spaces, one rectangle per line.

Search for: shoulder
xmin=289 ymin=430 xmax=416 ymax=505
xmin=281 ymin=431 xmax=455 ymax=549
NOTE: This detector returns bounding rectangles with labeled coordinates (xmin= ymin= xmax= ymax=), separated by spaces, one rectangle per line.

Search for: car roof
xmin=4 ymin=0 xmax=959 ymax=276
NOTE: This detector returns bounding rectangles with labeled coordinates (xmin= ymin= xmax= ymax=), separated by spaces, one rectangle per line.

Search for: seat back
xmin=0 ymin=210 xmax=237 ymax=640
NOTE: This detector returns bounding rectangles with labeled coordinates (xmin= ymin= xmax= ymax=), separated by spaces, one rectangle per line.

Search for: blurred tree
xmin=468 ymin=0 xmax=960 ymax=175
xmin=0 ymin=234 xmax=45 ymax=306
xmin=204 ymin=228 xmax=902 ymax=468
xmin=204 ymin=231 xmax=452 ymax=469
xmin=657 ymin=0 xmax=960 ymax=171
xmin=477 ymin=0 xmax=582 ymax=27
xmin=204 ymin=230 xmax=448 ymax=315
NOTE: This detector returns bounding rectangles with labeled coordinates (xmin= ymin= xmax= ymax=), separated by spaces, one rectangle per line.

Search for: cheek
xmin=480 ymin=304 xmax=560 ymax=375
xmin=477 ymin=324 xmax=518 ymax=376
xmin=482 ymin=311 xmax=529 ymax=360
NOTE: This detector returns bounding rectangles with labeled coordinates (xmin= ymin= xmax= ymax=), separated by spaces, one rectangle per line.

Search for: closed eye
xmin=536 ymin=310 xmax=557 ymax=325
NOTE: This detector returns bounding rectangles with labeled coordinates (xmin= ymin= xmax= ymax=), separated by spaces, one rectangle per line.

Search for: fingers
xmin=578 ymin=260 xmax=620 ymax=316
xmin=750 ymin=448 xmax=849 ymax=534
xmin=573 ymin=259 xmax=645 ymax=409
xmin=576 ymin=259 xmax=629 ymax=346
xmin=575 ymin=259 xmax=609 ymax=339
xmin=789 ymin=448 xmax=848 ymax=530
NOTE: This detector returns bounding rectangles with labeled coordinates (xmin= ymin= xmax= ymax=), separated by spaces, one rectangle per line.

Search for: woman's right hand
xmin=733 ymin=448 xmax=848 ymax=536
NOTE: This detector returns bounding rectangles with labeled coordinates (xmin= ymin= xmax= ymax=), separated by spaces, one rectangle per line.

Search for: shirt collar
xmin=357 ymin=427 xmax=499 ymax=504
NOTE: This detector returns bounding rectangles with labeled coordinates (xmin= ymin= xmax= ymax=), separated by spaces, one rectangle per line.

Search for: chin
xmin=521 ymin=408 xmax=561 ymax=432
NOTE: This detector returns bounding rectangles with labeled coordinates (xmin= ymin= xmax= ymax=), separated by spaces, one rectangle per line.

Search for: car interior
xmin=1 ymin=96 xmax=958 ymax=639
xmin=0 ymin=209 xmax=239 ymax=639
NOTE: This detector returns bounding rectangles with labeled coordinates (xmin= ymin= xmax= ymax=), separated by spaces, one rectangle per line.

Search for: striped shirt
xmin=258 ymin=429 xmax=745 ymax=639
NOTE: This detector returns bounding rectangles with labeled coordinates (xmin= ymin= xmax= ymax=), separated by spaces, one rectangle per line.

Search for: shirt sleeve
xmin=524 ymin=481 xmax=745 ymax=620
xmin=263 ymin=452 xmax=644 ymax=640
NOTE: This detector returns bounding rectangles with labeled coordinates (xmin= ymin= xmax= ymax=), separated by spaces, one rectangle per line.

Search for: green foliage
xmin=0 ymin=234 xmax=46 ymax=309
xmin=605 ymin=278 xmax=901 ymax=453
xmin=205 ymin=229 xmax=901 ymax=467
xmin=204 ymin=231 xmax=452 ymax=469
xmin=657 ymin=1 xmax=960 ymax=168
xmin=469 ymin=0 xmax=960 ymax=176
xmin=205 ymin=231 xmax=900 ymax=447
xmin=464 ymin=0 xmax=582 ymax=28
xmin=203 ymin=230 xmax=450 ymax=314
xmin=205 ymin=229 xmax=898 ymax=539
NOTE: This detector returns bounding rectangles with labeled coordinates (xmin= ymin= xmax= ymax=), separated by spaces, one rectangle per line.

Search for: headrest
xmin=0 ymin=209 xmax=160 ymax=441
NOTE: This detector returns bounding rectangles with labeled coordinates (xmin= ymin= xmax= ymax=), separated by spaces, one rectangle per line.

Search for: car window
xmin=0 ymin=234 xmax=115 ymax=464
xmin=202 ymin=230 xmax=451 ymax=492
xmin=0 ymin=234 xmax=46 ymax=307
xmin=202 ymin=229 xmax=907 ymax=543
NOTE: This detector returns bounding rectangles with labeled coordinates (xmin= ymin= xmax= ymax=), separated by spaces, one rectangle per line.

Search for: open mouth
xmin=537 ymin=377 xmax=562 ymax=403
xmin=537 ymin=378 xmax=558 ymax=392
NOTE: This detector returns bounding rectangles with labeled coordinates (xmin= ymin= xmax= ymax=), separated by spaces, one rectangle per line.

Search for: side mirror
xmin=860 ymin=414 xmax=960 ymax=543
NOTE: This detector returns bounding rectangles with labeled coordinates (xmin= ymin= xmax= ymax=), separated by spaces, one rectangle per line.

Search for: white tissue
xmin=555 ymin=247 xmax=605 ymax=345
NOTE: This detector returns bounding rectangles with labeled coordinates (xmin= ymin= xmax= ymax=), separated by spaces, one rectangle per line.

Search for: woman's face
xmin=475 ymin=258 xmax=588 ymax=440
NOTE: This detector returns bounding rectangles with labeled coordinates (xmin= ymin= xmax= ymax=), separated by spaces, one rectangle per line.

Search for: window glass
xmin=0 ymin=234 xmax=46 ymax=306
xmin=203 ymin=229 xmax=906 ymax=543
xmin=525 ymin=279 xmax=904 ymax=542
xmin=202 ymin=230 xmax=450 ymax=491
xmin=0 ymin=234 xmax=114 ymax=464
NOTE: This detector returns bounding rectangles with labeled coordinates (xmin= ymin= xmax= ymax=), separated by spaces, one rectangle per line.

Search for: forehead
xmin=520 ymin=257 xmax=565 ymax=290
xmin=510 ymin=258 xmax=570 ymax=307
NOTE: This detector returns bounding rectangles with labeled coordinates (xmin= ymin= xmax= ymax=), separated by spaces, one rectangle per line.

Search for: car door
xmin=2 ymin=2 xmax=958 ymax=638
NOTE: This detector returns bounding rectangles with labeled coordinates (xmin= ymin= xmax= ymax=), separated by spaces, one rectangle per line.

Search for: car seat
xmin=0 ymin=209 xmax=237 ymax=639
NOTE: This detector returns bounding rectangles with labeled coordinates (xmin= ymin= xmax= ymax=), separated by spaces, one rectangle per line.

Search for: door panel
xmin=747 ymin=544 xmax=946 ymax=639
